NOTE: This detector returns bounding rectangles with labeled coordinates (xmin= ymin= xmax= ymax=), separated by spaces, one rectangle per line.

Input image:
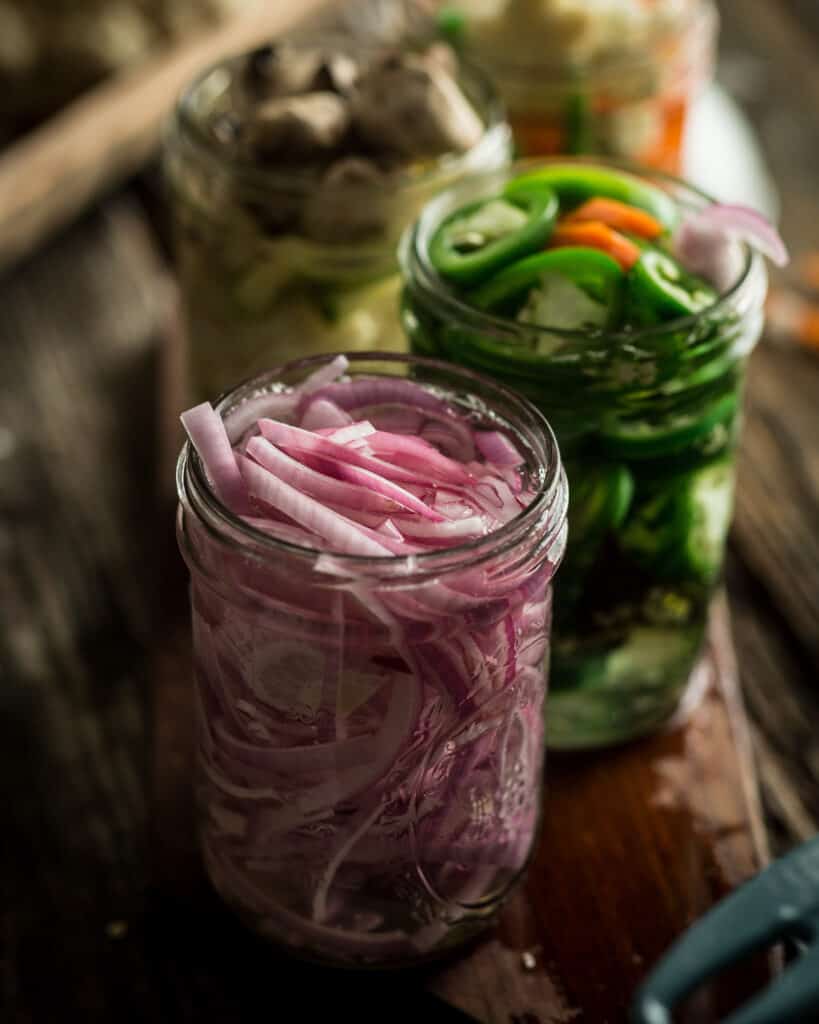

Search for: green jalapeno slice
xmin=627 ymin=249 xmax=717 ymax=324
xmin=618 ymin=458 xmax=735 ymax=583
xmin=503 ymin=165 xmax=678 ymax=228
xmin=569 ymin=462 xmax=635 ymax=544
xmin=467 ymin=247 xmax=624 ymax=324
xmin=600 ymin=391 xmax=738 ymax=461
xmin=429 ymin=187 xmax=559 ymax=286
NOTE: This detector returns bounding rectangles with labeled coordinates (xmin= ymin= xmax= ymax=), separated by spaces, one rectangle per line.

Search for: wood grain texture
xmin=0 ymin=0 xmax=332 ymax=274
xmin=0 ymin=201 xmax=165 ymax=1023
xmin=734 ymin=345 xmax=819 ymax=667
xmin=715 ymin=0 xmax=819 ymax=850
xmin=3 ymin=2 xmax=819 ymax=1021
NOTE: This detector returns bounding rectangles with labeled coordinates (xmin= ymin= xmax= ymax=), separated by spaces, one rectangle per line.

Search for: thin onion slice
xmin=258 ymin=419 xmax=432 ymax=486
xmin=300 ymin=399 xmax=353 ymax=431
xmin=693 ymin=203 xmax=788 ymax=267
xmin=366 ymin=431 xmax=473 ymax=485
xmin=246 ymin=437 xmax=405 ymax=515
xmin=298 ymin=354 xmax=350 ymax=395
xmin=181 ymin=402 xmax=248 ymax=512
xmin=474 ymin=430 xmax=524 ymax=468
xmin=300 ymin=377 xmax=449 ymax=415
xmin=318 ymin=421 xmax=376 ymax=444
xmin=239 ymin=456 xmax=393 ymax=558
xmin=674 ymin=202 xmax=789 ymax=291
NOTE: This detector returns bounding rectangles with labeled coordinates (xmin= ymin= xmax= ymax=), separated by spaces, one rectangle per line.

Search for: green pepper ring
xmin=467 ymin=247 xmax=624 ymax=317
xmin=618 ymin=457 xmax=735 ymax=583
xmin=568 ymin=462 xmax=635 ymax=544
xmin=503 ymin=164 xmax=679 ymax=229
xmin=628 ymin=249 xmax=717 ymax=323
xmin=599 ymin=391 xmax=738 ymax=460
xmin=429 ymin=186 xmax=559 ymax=286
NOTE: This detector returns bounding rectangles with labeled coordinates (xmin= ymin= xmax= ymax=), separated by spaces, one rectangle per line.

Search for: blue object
xmin=632 ymin=835 xmax=819 ymax=1023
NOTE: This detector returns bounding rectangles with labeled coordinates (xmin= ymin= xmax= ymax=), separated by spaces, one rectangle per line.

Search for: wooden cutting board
xmin=153 ymin=510 xmax=775 ymax=1024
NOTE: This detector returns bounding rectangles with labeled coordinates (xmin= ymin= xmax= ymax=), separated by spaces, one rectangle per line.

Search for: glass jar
xmin=400 ymin=159 xmax=768 ymax=749
xmin=176 ymin=353 xmax=567 ymax=966
xmin=164 ymin=37 xmax=510 ymax=402
xmin=441 ymin=0 xmax=717 ymax=171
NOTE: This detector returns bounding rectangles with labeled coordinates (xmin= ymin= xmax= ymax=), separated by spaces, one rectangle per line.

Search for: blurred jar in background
xmin=164 ymin=36 xmax=509 ymax=401
xmin=437 ymin=0 xmax=718 ymax=171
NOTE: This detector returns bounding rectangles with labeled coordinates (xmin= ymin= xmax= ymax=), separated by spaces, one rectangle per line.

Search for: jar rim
xmin=172 ymin=32 xmax=509 ymax=201
xmin=400 ymin=154 xmax=765 ymax=351
xmin=177 ymin=351 xmax=567 ymax=581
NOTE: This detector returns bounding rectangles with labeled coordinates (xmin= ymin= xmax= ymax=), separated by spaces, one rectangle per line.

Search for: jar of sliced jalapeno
xmin=165 ymin=36 xmax=510 ymax=402
xmin=400 ymin=158 xmax=776 ymax=749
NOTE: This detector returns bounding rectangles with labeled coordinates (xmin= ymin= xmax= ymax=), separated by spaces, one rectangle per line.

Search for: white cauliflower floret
xmin=466 ymin=0 xmax=690 ymax=65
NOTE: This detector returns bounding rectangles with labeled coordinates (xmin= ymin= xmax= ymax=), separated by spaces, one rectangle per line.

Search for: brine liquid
xmin=191 ymin=572 xmax=551 ymax=964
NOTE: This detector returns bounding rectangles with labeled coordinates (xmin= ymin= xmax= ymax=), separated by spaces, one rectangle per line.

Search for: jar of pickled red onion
xmin=175 ymin=352 xmax=567 ymax=966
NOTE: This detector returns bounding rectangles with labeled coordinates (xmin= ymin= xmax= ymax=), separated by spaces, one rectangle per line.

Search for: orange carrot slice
xmin=548 ymin=220 xmax=642 ymax=271
xmin=564 ymin=198 xmax=664 ymax=240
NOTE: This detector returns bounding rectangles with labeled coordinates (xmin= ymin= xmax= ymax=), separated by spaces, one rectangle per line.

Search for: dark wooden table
xmin=2 ymin=2 xmax=818 ymax=1021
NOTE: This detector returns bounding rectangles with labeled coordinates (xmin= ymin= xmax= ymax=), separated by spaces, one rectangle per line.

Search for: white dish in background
xmin=683 ymin=82 xmax=780 ymax=221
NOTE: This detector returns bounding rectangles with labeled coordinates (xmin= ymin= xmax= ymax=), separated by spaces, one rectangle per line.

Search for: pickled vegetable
xmin=401 ymin=160 xmax=782 ymax=747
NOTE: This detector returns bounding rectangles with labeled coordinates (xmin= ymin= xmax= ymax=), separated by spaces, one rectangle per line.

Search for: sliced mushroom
xmin=303 ymin=158 xmax=392 ymax=243
xmin=243 ymin=91 xmax=351 ymax=161
xmin=244 ymin=43 xmax=326 ymax=98
xmin=308 ymin=53 xmax=359 ymax=96
xmin=349 ymin=52 xmax=483 ymax=159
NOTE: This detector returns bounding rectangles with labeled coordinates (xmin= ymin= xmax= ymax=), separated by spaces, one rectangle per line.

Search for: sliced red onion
xmin=474 ymin=430 xmax=525 ymax=468
xmin=318 ymin=421 xmax=376 ymax=444
xmin=241 ymin=515 xmax=320 ymax=548
xmin=695 ymin=204 xmax=788 ymax=266
xmin=204 ymin=844 xmax=415 ymax=959
xmin=181 ymin=402 xmax=249 ymax=512
xmin=258 ymin=419 xmax=431 ymax=486
xmin=300 ymin=399 xmax=353 ymax=431
xmin=300 ymin=377 xmax=449 ymax=415
xmin=313 ymin=800 xmax=387 ymax=923
xmin=333 ymin=519 xmax=420 ymax=556
xmin=246 ymin=436 xmax=404 ymax=515
xmin=319 ymin=504 xmax=392 ymax=529
xmin=345 ymin=402 xmax=425 ymax=434
xmin=378 ymin=519 xmax=404 ymax=541
xmin=390 ymin=513 xmax=485 ymax=542
xmin=366 ymin=431 xmax=473 ymax=485
xmin=239 ymin=456 xmax=392 ymax=558
xmin=419 ymin=415 xmax=476 ymax=462
xmin=213 ymin=718 xmax=379 ymax=776
xmin=674 ymin=203 xmax=789 ymax=291
xmin=223 ymin=391 xmax=298 ymax=443
xmin=297 ymin=353 xmax=350 ymax=395
xmin=304 ymin=452 xmax=445 ymax=522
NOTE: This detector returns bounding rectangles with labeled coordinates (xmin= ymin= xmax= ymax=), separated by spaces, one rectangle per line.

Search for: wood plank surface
xmin=0 ymin=202 xmax=164 ymax=1023
xmin=715 ymin=0 xmax=819 ymax=852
